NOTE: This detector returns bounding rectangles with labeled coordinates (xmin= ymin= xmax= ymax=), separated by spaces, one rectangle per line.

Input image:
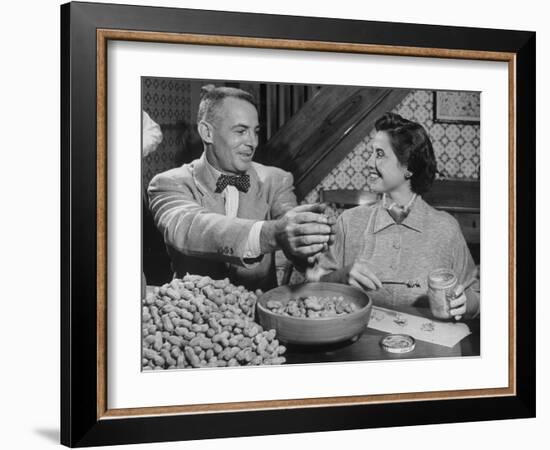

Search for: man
xmin=148 ymin=85 xmax=334 ymax=290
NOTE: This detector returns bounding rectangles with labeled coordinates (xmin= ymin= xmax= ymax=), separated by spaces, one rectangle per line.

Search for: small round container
xmin=380 ymin=334 xmax=416 ymax=353
xmin=427 ymin=268 xmax=458 ymax=319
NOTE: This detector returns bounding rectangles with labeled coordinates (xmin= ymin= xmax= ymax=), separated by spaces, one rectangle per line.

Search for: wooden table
xmin=284 ymin=305 xmax=480 ymax=364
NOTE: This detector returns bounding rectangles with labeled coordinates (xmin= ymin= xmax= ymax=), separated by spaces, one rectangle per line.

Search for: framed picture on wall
xmin=61 ymin=1 xmax=535 ymax=447
xmin=433 ymin=90 xmax=481 ymax=124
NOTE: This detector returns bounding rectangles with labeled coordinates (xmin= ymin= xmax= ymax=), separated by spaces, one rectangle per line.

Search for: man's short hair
xmin=197 ymin=85 xmax=257 ymax=124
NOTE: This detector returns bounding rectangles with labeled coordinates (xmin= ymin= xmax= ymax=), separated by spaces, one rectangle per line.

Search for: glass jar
xmin=427 ymin=268 xmax=458 ymax=319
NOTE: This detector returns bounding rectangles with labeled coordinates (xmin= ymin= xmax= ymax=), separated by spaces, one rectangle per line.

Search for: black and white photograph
xmin=141 ymin=78 xmax=481 ymax=370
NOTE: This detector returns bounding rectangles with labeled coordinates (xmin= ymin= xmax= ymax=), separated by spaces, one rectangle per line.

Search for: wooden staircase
xmin=258 ymin=86 xmax=412 ymax=200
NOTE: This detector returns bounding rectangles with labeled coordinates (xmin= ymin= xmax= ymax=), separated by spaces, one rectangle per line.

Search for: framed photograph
xmin=61 ymin=1 xmax=535 ymax=447
xmin=433 ymin=90 xmax=481 ymax=124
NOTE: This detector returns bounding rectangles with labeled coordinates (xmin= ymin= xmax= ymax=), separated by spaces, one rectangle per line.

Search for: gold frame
xmin=96 ymin=29 xmax=516 ymax=420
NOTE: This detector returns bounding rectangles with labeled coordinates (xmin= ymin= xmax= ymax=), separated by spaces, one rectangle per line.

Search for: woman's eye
xmin=376 ymin=149 xmax=384 ymax=158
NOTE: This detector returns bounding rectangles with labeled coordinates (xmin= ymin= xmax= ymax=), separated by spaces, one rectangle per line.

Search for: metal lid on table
xmin=380 ymin=334 xmax=416 ymax=353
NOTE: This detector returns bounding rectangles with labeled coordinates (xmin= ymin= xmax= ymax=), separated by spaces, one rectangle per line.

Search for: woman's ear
xmin=197 ymin=120 xmax=214 ymax=144
xmin=404 ymin=170 xmax=413 ymax=180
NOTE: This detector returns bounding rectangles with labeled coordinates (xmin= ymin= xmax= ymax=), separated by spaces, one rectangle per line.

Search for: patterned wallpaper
xmin=304 ymin=89 xmax=480 ymax=204
xmin=142 ymin=83 xmax=480 ymax=196
xmin=142 ymin=78 xmax=193 ymax=191
xmin=142 ymin=128 xmax=185 ymax=192
xmin=142 ymin=77 xmax=193 ymax=125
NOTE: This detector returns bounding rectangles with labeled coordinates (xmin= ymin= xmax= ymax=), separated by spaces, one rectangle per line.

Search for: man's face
xmin=204 ymin=97 xmax=260 ymax=174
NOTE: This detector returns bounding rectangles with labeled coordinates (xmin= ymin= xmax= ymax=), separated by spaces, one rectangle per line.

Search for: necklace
xmin=382 ymin=193 xmax=417 ymax=224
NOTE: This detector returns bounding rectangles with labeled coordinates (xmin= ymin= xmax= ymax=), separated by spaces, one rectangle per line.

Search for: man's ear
xmin=197 ymin=120 xmax=214 ymax=144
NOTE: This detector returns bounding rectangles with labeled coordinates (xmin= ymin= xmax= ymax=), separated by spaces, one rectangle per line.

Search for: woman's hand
xmin=347 ymin=259 xmax=382 ymax=291
xmin=448 ymin=284 xmax=467 ymax=321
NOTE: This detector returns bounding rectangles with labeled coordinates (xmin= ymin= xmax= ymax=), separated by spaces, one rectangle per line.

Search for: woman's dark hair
xmin=374 ymin=112 xmax=437 ymax=194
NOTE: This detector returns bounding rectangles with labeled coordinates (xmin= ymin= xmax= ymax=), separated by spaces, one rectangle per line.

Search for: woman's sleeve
xmin=306 ymin=213 xmax=347 ymax=283
xmin=451 ymin=225 xmax=480 ymax=318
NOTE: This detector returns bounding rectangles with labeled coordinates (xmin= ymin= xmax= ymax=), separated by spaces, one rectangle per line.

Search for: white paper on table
xmin=367 ymin=306 xmax=472 ymax=348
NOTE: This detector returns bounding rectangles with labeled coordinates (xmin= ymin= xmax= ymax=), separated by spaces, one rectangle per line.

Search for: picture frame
xmin=61 ymin=1 xmax=535 ymax=447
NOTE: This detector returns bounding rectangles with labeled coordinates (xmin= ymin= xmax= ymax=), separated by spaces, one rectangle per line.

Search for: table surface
xmin=284 ymin=304 xmax=480 ymax=364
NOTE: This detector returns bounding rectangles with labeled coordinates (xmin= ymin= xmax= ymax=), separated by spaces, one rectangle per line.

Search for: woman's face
xmin=366 ymin=131 xmax=410 ymax=194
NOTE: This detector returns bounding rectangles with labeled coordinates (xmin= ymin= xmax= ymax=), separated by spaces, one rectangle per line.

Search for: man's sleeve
xmin=148 ymin=172 xmax=257 ymax=266
xmin=269 ymin=170 xmax=298 ymax=219
xmin=450 ymin=224 xmax=480 ymax=319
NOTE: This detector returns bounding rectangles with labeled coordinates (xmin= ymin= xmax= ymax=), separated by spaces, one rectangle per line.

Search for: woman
xmin=312 ymin=112 xmax=479 ymax=320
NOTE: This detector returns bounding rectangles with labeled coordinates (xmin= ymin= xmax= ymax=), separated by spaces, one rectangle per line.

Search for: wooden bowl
xmin=256 ymin=282 xmax=372 ymax=345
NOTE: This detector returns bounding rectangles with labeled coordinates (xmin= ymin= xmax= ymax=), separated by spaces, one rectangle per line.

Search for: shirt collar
xmin=191 ymin=152 xmax=219 ymax=194
xmin=373 ymin=194 xmax=425 ymax=233
xmin=204 ymin=152 xmax=224 ymax=177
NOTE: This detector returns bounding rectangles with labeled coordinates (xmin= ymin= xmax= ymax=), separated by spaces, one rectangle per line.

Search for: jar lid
xmin=380 ymin=334 xmax=416 ymax=353
xmin=428 ymin=268 xmax=457 ymax=289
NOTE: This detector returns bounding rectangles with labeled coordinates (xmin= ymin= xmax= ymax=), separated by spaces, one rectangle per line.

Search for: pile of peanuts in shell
xmin=142 ymin=274 xmax=286 ymax=370
xmin=266 ymin=295 xmax=359 ymax=318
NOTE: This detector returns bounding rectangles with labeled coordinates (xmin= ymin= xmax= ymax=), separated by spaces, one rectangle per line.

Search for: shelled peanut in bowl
xmin=266 ymin=295 xmax=359 ymax=318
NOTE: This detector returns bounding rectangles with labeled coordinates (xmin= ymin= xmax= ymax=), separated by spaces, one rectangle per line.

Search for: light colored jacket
xmin=148 ymin=154 xmax=296 ymax=290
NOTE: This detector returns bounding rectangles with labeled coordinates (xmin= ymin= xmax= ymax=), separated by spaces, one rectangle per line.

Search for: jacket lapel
xmin=191 ymin=153 xmax=226 ymax=214
xmin=237 ymin=164 xmax=269 ymax=220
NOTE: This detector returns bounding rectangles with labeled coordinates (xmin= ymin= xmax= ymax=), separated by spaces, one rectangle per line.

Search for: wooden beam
xmin=259 ymin=85 xmax=361 ymax=166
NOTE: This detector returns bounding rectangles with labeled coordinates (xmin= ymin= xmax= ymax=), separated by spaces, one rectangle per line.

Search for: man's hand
xmin=277 ymin=203 xmax=336 ymax=260
xmin=347 ymin=258 xmax=382 ymax=291
xmin=260 ymin=203 xmax=335 ymax=261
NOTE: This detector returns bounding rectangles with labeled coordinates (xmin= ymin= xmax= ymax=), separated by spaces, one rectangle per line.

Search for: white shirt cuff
xmin=243 ymin=220 xmax=264 ymax=260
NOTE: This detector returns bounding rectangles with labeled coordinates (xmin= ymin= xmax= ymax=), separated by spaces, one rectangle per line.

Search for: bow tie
xmin=215 ymin=173 xmax=250 ymax=193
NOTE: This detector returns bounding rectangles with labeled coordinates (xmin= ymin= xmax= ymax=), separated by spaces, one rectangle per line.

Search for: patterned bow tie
xmin=215 ymin=173 xmax=250 ymax=193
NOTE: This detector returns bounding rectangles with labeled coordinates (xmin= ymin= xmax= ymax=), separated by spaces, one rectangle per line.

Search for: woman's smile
xmin=367 ymin=169 xmax=381 ymax=182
